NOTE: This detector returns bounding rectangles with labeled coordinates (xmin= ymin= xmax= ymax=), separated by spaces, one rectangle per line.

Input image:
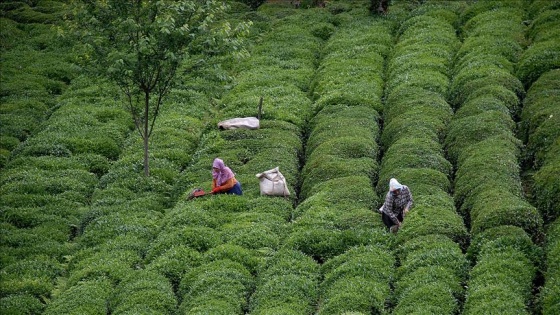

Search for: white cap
xmin=389 ymin=178 xmax=403 ymax=191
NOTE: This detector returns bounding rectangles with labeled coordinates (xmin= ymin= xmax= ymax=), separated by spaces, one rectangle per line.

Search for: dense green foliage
xmin=1 ymin=0 xmax=558 ymax=314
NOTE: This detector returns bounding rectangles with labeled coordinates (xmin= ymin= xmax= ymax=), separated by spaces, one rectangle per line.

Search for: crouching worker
xmin=211 ymin=158 xmax=243 ymax=195
xmin=379 ymin=178 xmax=413 ymax=233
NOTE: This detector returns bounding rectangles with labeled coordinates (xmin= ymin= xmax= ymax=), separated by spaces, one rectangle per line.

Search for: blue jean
xmin=222 ymin=181 xmax=242 ymax=195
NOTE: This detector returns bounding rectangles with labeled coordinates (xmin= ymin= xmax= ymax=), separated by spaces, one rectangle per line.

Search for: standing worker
xmin=379 ymin=178 xmax=413 ymax=233
xmin=211 ymin=158 xmax=243 ymax=195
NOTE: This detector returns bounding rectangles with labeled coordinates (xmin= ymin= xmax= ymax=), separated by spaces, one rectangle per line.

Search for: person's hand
xmin=404 ymin=208 xmax=409 ymax=215
xmin=211 ymin=188 xmax=219 ymax=194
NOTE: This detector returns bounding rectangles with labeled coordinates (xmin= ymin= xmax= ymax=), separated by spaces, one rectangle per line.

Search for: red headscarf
xmin=212 ymin=158 xmax=235 ymax=186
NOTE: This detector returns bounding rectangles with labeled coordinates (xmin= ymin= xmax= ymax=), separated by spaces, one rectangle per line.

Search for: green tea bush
xmin=249 ymin=274 xmax=318 ymax=315
xmin=178 ymin=260 xmax=253 ymax=313
xmin=221 ymin=83 xmax=313 ymax=127
xmin=0 ymin=293 xmax=44 ymax=315
xmin=301 ymin=156 xmax=376 ymax=200
xmin=526 ymin=9 xmax=560 ymax=42
xmin=144 ymin=226 xmax=221 ymax=262
xmin=43 ymin=278 xmax=113 ymax=315
xmin=516 ymin=41 xmax=560 ymax=88
xmin=396 ymin=201 xmax=469 ymax=248
xmin=380 ymin=114 xmax=445 ymax=150
xmin=1 ymin=227 xmax=71 ymax=263
xmin=323 ymin=20 xmax=392 ymax=58
xmin=467 ymin=225 xmax=541 ymax=265
xmin=453 ymin=135 xmax=523 ymax=210
xmin=450 ymin=67 xmax=525 ymax=106
xmin=469 ymin=191 xmax=542 ymax=238
xmin=392 ymin=282 xmax=459 ymax=315
xmin=295 ymin=176 xmax=378 ymax=217
xmin=145 ymin=245 xmax=203 ymax=290
xmin=516 ymin=7 xmax=560 ymax=87
xmin=318 ymin=277 xmax=388 ymax=315
xmin=220 ymin=219 xmax=282 ymax=250
xmin=464 ymin=286 xmax=529 ymax=315
xmin=445 ymin=112 xmax=518 ymax=164
xmin=0 ymin=255 xmax=63 ymax=298
xmin=521 ymin=69 xmax=560 ymax=168
xmin=306 ymin=106 xmax=379 ymax=154
xmin=453 ymin=94 xmax=515 ymax=120
xmin=393 ymin=265 xmax=463 ymax=305
xmin=251 ymin=249 xmax=321 ymax=314
xmin=542 ymin=218 xmax=560 ymax=315
xmin=0 ymin=99 xmax=47 ymax=141
xmin=461 ymin=6 xmax=525 ymax=36
xmin=66 ymin=249 xmax=141 ymax=287
xmin=158 ymin=205 xmax=220 ymax=230
xmin=380 ymin=137 xmax=452 ymax=176
xmin=388 ymin=52 xmax=451 ymax=80
xmin=533 ymin=159 xmax=560 ymax=222
xmin=456 ymin=36 xmax=522 ymax=65
xmin=204 ymin=244 xmax=263 ymax=276
xmin=1 ymin=168 xmax=97 ymax=197
xmin=79 ymin=210 xmax=163 ymax=249
xmin=248 ymin=197 xmax=293 ymax=221
xmin=320 ymin=244 xmax=392 ymax=286
xmin=384 ymin=87 xmax=451 ymax=125
xmin=464 ymin=245 xmax=536 ymax=314
xmin=110 ymin=270 xmax=177 ymax=314
xmin=377 ymin=167 xmax=451 ymax=197
xmin=396 ymin=235 xmax=469 ymax=281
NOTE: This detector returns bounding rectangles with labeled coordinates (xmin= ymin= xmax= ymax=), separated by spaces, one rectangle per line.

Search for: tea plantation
xmin=1 ymin=0 xmax=559 ymax=314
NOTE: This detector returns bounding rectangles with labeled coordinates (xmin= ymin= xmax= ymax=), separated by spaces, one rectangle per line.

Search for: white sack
xmin=256 ymin=167 xmax=290 ymax=196
xmin=218 ymin=117 xmax=260 ymax=130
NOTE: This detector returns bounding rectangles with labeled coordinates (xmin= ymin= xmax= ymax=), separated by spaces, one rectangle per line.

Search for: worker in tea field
xmin=379 ymin=178 xmax=413 ymax=233
xmin=211 ymin=158 xmax=243 ymax=195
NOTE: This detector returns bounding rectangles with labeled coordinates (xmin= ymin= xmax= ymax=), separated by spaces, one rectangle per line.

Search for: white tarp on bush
xmin=218 ymin=117 xmax=260 ymax=130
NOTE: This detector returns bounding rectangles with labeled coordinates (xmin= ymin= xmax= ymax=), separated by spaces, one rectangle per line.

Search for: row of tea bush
xmin=0 ymin=1 xmax=79 ymax=168
xmin=297 ymin=9 xmax=394 ymax=313
xmin=381 ymin=4 xmax=469 ymax=314
xmin=518 ymin=1 xmax=560 ymax=313
xmin=162 ymin=4 xmax=329 ymax=313
xmin=446 ymin=1 xmax=543 ymax=313
xmin=0 ymin=75 xmax=131 ymax=314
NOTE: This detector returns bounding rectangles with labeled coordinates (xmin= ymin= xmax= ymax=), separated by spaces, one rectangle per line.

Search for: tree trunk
xmin=143 ymin=91 xmax=150 ymax=176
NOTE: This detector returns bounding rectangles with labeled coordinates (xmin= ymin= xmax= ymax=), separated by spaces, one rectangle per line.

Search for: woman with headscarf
xmin=379 ymin=178 xmax=413 ymax=233
xmin=211 ymin=158 xmax=243 ymax=195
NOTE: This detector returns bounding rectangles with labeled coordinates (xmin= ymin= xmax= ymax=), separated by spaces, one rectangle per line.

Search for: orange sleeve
xmin=213 ymin=178 xmax=237 ymax=192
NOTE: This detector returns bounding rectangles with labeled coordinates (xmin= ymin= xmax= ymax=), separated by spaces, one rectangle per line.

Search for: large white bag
xmin=218 ymin=117 xmax=260 ymax=130
xmin=256 ymin=167 xmax=290 ymax=196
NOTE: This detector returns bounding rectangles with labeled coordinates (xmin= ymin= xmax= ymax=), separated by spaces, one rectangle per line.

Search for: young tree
xmin=71 ymin=0 xmax=250 ymax=176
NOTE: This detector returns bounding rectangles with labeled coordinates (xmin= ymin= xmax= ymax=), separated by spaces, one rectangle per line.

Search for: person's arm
xmin=404 ymin=187 xmax=413 ymax=213
xmin=212 ymin=178 xmax=236 ymax=193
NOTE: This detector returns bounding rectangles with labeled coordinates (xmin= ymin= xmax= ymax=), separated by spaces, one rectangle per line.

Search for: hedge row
xmin=515 ymin=3 xmax=560 ymax=88
xmin=521 ymin=69 xmax=560 ymax=223
xmin=163 ymin=5 xmax=330 ymax=313
xmin=290 ymin=13 xmax=393 ymax=313
xmin=381 ymin=5 xmax=468 ymax=314
xmin=0 ymin=76 xmax=132 ymax=314
xmin=447 ymin=2 xmax=542 ymax=313
xmin=0 ymin=1 xmax=79 ymax=168
xmin=519 ymin=3 xmax=560 ymax=312
xmin=44 ymin=83 xmax=211 ymax=313
xmin=319 ymin=245 xmax=394 ymax=315
xmin=542 ymin=218 xmax=560 ymax=315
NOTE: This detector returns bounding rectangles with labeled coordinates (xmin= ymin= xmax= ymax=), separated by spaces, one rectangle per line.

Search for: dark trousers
xmin=222 ymin=181 xmax=242 ymax=195
xmin=382 ymin=212 xmax=403 ymax=229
